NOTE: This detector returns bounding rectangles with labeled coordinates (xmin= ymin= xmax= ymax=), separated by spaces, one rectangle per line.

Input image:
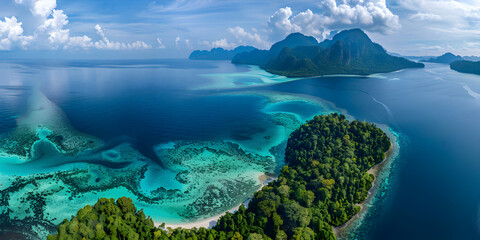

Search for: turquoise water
xmin=264 ymin=63 xmax=480 ymax=239
xmin=0 ymin=60 xmax=479 ymax=239
xmin=0 ymin=60 xmax=337 ymax=239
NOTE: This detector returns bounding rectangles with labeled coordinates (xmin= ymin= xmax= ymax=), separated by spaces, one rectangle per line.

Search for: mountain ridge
xmin=421 ymin=52 xmax=463 ymax=64
xmin=189 ymin=46 xmax=257 ymax=60
xmin=244 ymin=29 xmax=424 ymax=77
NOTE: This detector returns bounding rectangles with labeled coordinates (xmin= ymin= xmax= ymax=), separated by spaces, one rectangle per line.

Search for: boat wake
xmin=462 ymin=84 xmax=480 ymax=99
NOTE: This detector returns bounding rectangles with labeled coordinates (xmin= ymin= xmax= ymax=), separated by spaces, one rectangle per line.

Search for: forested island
xmin=239 ymin=29 xmax=423 ymax=77
xmin=190 ymin=29 xmax=424 ymax=77
xmin=450 ymin=60 xmax=480 ymax=75
xmin=47 ymin=113 xmax=391 ymax=240
xmin=421 ymin=52 xmax=463 ymax=64
xmin=189 ymin=46 xmax=257 ymax=60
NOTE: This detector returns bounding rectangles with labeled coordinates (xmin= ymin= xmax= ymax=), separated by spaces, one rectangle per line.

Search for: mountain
xmin=231 ymin=49 xmax=270 ymax=65
xmin=232 ymin=32 xmax=318 ymax=65
xmin=268 ymin=32 xmax=318 ymax=57
xmin=189 ymin=46 xmax=257 ymax=60
xmin=463 ymin=56 xmax=480 ymax=61
xmin=237 ymin=28 xmax=424 ymax=77
xmin=450 ymin=60 xmax=480 ymax=75
xmin=421 ymin=52 xmax=463 ymax=64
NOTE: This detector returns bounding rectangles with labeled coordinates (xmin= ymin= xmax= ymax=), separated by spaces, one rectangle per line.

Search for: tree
xmin=49 ymin=114 xmax=391 ymax=240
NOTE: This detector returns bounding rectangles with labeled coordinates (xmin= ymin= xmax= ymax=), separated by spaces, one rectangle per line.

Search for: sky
xmin=1 ymin=0 xmax=480 ymax=58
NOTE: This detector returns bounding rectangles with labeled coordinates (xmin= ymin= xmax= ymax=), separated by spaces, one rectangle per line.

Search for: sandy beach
xmin=156 ymin=173 xmax=273 ymax=230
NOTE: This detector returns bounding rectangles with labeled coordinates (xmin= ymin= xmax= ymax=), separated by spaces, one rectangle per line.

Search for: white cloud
xmin=418 ymin=44 xmax=444 ymax=51
xmin=202 ymin=38 xmax=237 ymax=49
xmin=94 ymin=24 xmax=152 ymax=50
xmin=38 ymin=9 xmax=70 ymax=46
xmin=33 ymin=0 xmax=56 ymax=17
xmin=15 ymin=0 xmax=56 ymax=17
xmin=211 ymin=38 xmax=233 ymax=49
xmin=228 ymin=27 xmax=262 ymax=44
xmin=39 ymin=9 xmax=67 ymax=31
xmin=227 ymin=26 xmax=269 ymax=48
xmin=267 ymin=7 xmax=301 ymax=40
xmin=409 ymin=13 xmax=442 ymax=21
xmin=0 ymin=16 xmax=33 ymax=50
xmin=157 ymin=38 xmax=165 ymax=49
xmin=393 ymin=0 xmax=480 ymax=56
xmin=266 ymin=1 xmax=400 ymax=41
xmin=2 ymin=0 xmax=155 ymax=50
xmin=291 ymin=9 xmax=329 ymax=39
xmin=398 ymin=0 xmax=480 ymax=26
xmin=131 ymin=40 xmax=152 ymax=49
xmin=65 ymin=35 xmax=93 ymax=49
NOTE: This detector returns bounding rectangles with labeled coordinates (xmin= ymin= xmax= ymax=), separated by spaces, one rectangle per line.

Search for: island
xmin=450 ymin=60 xmax=480 ymax=75
xmin=231 ymin=32 xmax=318 ymax=67
xmin=47 ymin=113 xmax=391 ymax=240
xmin=232 ymin=28 xmax=424 ymax=77
xmin=421 ymin=52 xmax=463 ymax=64
xmin=189 ymin=46 xmax=257 ymax=60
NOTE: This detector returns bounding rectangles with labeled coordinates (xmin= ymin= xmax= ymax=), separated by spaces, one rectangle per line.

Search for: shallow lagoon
xmin=0 ymin=60 xmax=479 ymax=239
xmin=0 ymin=60 xmax=338 ymax=238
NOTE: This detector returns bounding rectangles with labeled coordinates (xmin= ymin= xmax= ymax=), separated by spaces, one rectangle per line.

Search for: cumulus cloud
xmin=2 ymin=0 xmax=154 ymax=50
xmin=39 ymin=9 xmax=67 ymax=32
xmin=202 ymin=38 xmax=237 ymax=49
xmin=65 ymin=35 xmax=93 ymax=49
xmin=15 ymin=0 xmax=56 ymax=17
xmin=267 ymin=7 xmax=301 ymax=40
xmin=32 ymin=0 xmax=56 ymax=17
xmin=0 ymin=16 xmax=33 ymax=50
xmin=94 ymin=24 xmax=152 ymax=50
xmin=291 ymin=9 xmax=329 ymax=39
xmin=267 ymin=1 xmax=400 ymax=41
xmin=227 ymin=26 xmax=267 ymax=46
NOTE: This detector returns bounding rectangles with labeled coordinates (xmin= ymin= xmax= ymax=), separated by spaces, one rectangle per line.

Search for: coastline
xmin=157 ymin=174 xmax=272 ymax=230
xmin=333 ymin=126 xmax=399 ymax=239
xmin=155 ymin=126 xmax=399 ymax=236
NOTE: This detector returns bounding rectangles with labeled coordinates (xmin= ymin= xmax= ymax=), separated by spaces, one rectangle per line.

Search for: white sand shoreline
xmin=155 ymin=174 xmax=274 ymax=230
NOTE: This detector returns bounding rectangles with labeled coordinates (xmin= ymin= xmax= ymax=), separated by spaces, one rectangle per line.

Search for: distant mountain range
xmin=450 ymin=60 xmax=480 ymax=75
xmin=189 ymin=46 xmax=257 ymax=60
xmin=189 ymin=29 xmax=425 ymax=77
xmin=462 ymin=56 xmax=480 ymax=61
xmin=233 ymin=29 xmax=424 ymax=77
xmin=421 ymin=52 xmax=464 ymax=64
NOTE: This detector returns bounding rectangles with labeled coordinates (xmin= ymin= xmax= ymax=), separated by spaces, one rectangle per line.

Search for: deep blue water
xmin=0 ymin=59 xmax=479 ymax=239
xmin=262 ymin=66 xmax=480 ymax=239
xmin=0 ymin=59 xmax=271 ymax=162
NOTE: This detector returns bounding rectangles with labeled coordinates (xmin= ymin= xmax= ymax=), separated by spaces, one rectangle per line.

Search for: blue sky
xmin=1 ymin=0 xmax=480 ymax=58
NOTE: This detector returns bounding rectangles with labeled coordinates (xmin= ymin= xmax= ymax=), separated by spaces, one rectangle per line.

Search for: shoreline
xmin=156 ymin=174 xmax=273 ymax=230
xmin=154 ymin=126 xmax=399 ymax=237
xmin=333 ymin=126 xmax=399 ymax=238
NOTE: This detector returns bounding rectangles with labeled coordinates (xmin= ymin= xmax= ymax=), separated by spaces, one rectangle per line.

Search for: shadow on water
xmin=71 ymin=135 xmax=166 ymax=169
xmin=0 ymin=231 xmax=29 ymax=240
